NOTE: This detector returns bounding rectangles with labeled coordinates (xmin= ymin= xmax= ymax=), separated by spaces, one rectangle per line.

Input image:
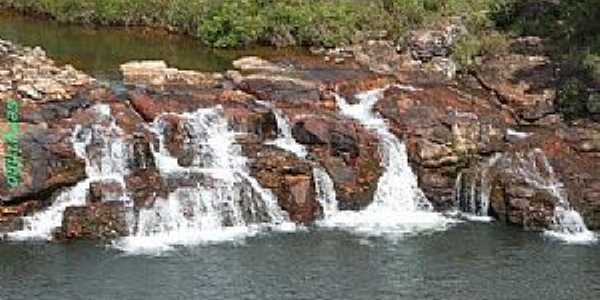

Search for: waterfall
xmin=454 ymin=154 xmax=501 ymax=222
xmin=257 ymin=100 xmax=340 ymax=222
xmin=513 ymin=149 xmax=596 ymax=243
xmin=114 ymin=107 xmax=294 ymax=254
xmin=317 ymin=87 xmax=453 ymax=237
xmin=8 ymin=105 xmax=132 ymax=241
xmin=256 ymin=101 xmax=308 ymax=159
xmin=313 ymin=167 xmax=338 ymax=217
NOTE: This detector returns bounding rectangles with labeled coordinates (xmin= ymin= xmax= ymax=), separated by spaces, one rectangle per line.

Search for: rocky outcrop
xmin=1 ymin=35 xmax=598 ymax=241
xmin=474 ymin=54 xmax=557 ymax=123
xmin=247 ymin=147 xmax=320 ymax=224
xmin=120 ymin=60 xmax=221 ymax=87
xmin=375 ymin=84 xmax=510 ymax=210
xmin=290 ymin=113 xmax=382 ymax=209
xmin=0 ymin=39 xmax=93 ymax=101
xmin=58 ymin=202 xmax=129 ymax=240
xmin=230 ymin=59 xmax=385 ymax=210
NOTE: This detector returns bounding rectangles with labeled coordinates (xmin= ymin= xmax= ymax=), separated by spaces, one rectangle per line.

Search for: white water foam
xmin=513 ymin=149 xmax=596 ymax=244
xmin=8 ymin=105 xmax=132 ymax=241
xmin=316 ymin=87 xmax=454 ymax=238
xmin=114 ymin=107 xmax=294 ymax=254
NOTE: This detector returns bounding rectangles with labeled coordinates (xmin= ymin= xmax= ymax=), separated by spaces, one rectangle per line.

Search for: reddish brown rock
xmin=290 ymin=113 xmax=382 ymax=210
xmin=58 ymin=202 xmax=129 ymax=240
xmin=88 ymin=181 xmax=125 ymax=203
xmin=474 ymin=54 xmax=557 ymax=122
xmin=375 ymin=85 xmax=510 ymax=210
xmin=247 ymin=147 xmax=321 ymax=224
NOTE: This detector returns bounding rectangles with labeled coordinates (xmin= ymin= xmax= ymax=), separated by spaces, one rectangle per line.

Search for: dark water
xmin=0 ymin=12 xmax=308 ymax=81
xmin=1 ymin=223 xmax=599 ymax=300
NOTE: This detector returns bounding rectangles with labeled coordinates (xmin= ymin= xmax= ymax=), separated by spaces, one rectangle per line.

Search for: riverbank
xmin=1 ymin=0 xmax=499 ymax=48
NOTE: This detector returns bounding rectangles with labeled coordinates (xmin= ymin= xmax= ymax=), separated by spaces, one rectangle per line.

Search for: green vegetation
xmin=491 ymin=0 xmax=600 ymax=119
xmin=1 ymin=0 xmax=502 ymax=48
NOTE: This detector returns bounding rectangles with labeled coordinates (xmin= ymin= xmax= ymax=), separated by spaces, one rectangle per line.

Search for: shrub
xmin=557 ymin=78 xmax=588 ymax=120
xmin=198 ymin=0 xmax=267 ymax=48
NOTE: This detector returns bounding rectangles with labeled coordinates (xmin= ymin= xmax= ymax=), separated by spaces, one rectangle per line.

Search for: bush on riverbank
xmin=1 ymin=0 xmax=502 ymax=48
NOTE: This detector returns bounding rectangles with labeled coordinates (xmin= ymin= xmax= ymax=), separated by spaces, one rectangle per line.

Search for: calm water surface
xmin=0 ymin=12 xmax=309 ymax=81
xmin=1 ymin=223 xmax=599 ymax=300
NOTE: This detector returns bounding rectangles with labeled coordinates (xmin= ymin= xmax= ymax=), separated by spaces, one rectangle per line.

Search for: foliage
xmin=557 ymin=78 xmax=589 ymax=121
xmin=1 ymin=0 xmax=507 ymax=48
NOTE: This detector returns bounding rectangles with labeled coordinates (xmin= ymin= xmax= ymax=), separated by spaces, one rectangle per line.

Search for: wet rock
xmin=237 ymin=74 xmax=320 ymax=104
xmin=290 ymin=113 xmax=382 ymax=210
xmin=129 ymin=89 xmax=277 ymax=144
xmin=88 ymin=181 xmax=125 ymax=203
xmin=0 ymin=201 xmax=41 ymax=233
xmin=375 ymin=84 xmax=509 ymax=210
xmin=58 ymin=202 xmax=129 ymax=240
xmin=248 ymin=147 xmax=320 ymax=224
xmin=0 ymin=125 xmax=86 ymax=205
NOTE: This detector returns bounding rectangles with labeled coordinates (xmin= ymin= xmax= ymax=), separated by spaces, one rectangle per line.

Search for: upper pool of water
xmin=0 ymin=12 xmax=309 ymax=81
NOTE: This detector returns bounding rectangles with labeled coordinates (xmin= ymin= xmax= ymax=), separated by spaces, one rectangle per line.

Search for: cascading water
xmin=114 ymin=107 xmax=294 ymax=254
xmin=313 ymin=167 xmax=338 ymax=218
xmin=513 ymin=149 xmax=596 ymax=243
xmin=454 ymin=154 xmax=501 ymax=222
xmin=8 ymin=105 xmax=132 ymax=241
xmin=257 ymin=101 xmax=308 ymax=159
xmin=257 ymin=100 xmax=341 ymax=220
xmin=317 ymin=87 xmax=453 ymax=237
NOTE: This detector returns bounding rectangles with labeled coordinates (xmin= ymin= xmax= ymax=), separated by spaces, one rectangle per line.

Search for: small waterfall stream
xmin=513 ymin=149 xmax=596 ymax=243
xmin=115 ymin=107 xmax=294 ymax=253
xmin=316 ymin=87 xmax=452 ymax=237
xmin=454 ymin=154 xmax=501 ymax=222
xmin=256 ymin=101 xmax=308 ymax=159
xmin=8 ymin=105 xmax=132 ymax=241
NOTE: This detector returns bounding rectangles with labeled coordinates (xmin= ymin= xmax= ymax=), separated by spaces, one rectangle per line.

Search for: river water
xmin=1 ymin=12 xmax=600 ymax=300
xmin=2 ymin=224 xmax=599 ymax=300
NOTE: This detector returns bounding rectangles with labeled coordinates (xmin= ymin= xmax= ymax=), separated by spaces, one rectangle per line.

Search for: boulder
xmin=120 ymin=61 xmax=221 ymax=87
xmin=290 ymin=113 xmax=382 ymax=210
xmin=58 ymin=202 xmax=129 ymax=240
xmin=247 ymin=147 xmax=321 ymax=224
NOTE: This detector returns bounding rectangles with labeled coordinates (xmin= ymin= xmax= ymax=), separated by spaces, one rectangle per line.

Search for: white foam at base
xmin=318 ymin=87 xmax=455 ymax=238
xmin=114 ymin=107 xmax=295 ymax=254
xmin=8 ymin=105 xmax=132 ymax=241
xmin=515 ymin=149 xmax=597 ymax=244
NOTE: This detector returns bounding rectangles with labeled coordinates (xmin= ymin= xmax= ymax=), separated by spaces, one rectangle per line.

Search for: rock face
xmin=375 ymin=84 xmax=510 ymax=210
xmin=248 ymin=147 xmax=320 ymax=224
xmin=0 ymin=39 xmax=93 ymax=102
xmin=1 ymin=35 xmax=599 ymax=242
xmin=291 ymin=114 xmax=382 ymax=209
xmin=58 ymin=202 xmax=130 ymax=240
xmin=474 ymin=54 xmax=557 ymax=122
xmin=120 ymin=60 xmax=220 ymax=87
